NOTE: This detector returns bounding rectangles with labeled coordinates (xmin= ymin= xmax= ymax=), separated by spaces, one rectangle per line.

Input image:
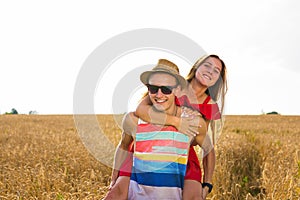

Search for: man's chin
xmin=153 ymin=104 xmax=165 ymax=112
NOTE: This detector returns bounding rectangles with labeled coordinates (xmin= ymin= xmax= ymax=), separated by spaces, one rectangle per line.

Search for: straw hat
xmin=140 ymin=59 xmax=187 ymax=89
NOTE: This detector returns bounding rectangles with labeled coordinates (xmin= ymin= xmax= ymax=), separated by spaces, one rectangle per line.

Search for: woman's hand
xmin=202 ymin=187 xmax=209 ymax=199
xmin=178 ymin=117 xmax=200 ymax=137
xmin=181 ymin=106 xmax=202 ymax=118
xmin=177 ymin=107 xmax=203 ymax=137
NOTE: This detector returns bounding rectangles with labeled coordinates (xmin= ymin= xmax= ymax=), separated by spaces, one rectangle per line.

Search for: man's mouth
xmin=155 ymin=98 xmax=167 ymax=103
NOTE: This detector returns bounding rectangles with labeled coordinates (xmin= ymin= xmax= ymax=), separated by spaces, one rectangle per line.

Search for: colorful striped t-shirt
xmin=128 ymin=123 xmax=190 ymax=200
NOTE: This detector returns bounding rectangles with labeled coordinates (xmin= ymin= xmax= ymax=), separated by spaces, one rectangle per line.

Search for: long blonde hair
xmin=186 ymin=55 xmax=228 ymax=114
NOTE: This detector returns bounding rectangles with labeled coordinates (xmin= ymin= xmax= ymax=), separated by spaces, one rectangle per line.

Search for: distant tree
xmin=11 ymin=108 xmax=18 ymax=114
xmin=5 ymin=108 xmax=18 ymax=114
xmin=29 ymin=110 xmax=38 ymax=115
xmin=266 ymin=111 xmax=279 ymax=115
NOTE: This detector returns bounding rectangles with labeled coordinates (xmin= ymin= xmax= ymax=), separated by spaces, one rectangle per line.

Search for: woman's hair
xmin=186 ymin=55 xmax=228 ymax=114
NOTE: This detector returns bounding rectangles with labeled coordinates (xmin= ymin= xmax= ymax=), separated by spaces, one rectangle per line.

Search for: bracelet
xmin=202 ymin=182 xmax=213 ymax=193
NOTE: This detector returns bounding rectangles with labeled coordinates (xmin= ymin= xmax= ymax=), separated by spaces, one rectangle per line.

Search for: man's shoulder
xmin=123 ymin=112 xmax=139 ymax=124
xmin=122 ymin=112 xmax=139 ymax=135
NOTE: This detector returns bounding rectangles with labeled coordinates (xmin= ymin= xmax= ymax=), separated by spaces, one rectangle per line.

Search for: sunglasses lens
xmin=148 ymin=85 xmax=159 ymax=94
xmin=161 ymin=86 xmax=172 ymax=94
xmin=147 ymin=85 xmax=173 ymax=95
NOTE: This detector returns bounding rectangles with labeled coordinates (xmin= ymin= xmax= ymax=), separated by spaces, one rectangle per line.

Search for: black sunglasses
xmin=146 ymin=84 xmax=177 ymax=95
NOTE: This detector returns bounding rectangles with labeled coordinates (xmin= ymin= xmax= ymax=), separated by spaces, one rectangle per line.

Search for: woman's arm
xmin=193 ymin=119 xmax=215 ymax=198
xmin=136 ymin=96 xmax=204 ymax=136
xmin=135 ymin=95 xmax=180 ymax=127
xmin=202 ymin=148 xmax=215 ymax=198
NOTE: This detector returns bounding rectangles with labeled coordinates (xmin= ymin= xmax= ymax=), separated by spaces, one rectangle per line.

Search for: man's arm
xmin=110 ymin=132 xmax=133 ymax=188
xmin=110 ymin=112 xmax=137 ymax=188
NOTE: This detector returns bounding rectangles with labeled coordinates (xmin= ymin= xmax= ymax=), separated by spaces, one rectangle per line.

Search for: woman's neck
xmin=187 ymin=79 xmax=208 ymax=102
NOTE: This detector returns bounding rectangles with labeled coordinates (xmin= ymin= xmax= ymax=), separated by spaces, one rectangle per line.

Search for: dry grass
xmin=0 ymin=114 xmax=299 ymax=199
xmin=212 ymin=115 xmax=300 ymax=199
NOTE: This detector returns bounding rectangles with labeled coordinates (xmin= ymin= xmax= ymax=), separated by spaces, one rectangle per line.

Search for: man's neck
xmin=163 ymin=105 xmax=178 ymax=117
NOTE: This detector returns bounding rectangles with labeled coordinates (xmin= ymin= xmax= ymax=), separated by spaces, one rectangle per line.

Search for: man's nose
xmin=155 ymin=88 xmax=164 ymax=97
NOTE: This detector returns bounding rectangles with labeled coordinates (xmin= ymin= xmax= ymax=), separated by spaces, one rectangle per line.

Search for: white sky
xmin=1 ymin=0 xmax=300 ymax=115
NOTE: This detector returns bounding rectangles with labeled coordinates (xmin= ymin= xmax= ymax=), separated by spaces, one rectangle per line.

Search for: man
xmin=104 ymin=59 xmax=210 ymax=199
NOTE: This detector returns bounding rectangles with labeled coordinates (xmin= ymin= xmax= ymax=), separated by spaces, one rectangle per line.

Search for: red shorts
xmin=119 ymin=143 xmax=202 ymax=182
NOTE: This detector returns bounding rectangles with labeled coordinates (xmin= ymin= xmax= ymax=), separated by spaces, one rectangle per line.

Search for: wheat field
xmin=0 ymin=114 xmax=299 ymax=199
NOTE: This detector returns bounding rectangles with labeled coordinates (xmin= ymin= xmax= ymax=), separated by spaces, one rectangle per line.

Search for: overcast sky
xmin=1 ymin=0 xmax=299 ymax=115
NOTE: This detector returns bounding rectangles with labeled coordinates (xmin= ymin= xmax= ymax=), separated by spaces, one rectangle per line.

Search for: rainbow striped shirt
xmin=128 ymin=124 xmax=190 ymax=200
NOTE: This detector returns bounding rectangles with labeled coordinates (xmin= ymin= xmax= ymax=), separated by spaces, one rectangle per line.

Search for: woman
xmin=106 ymin=55 xmax=228 ymax=199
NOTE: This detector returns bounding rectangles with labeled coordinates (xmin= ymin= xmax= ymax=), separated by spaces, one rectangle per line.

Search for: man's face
xmin=147 ymin=73 xmax=178 ymax=114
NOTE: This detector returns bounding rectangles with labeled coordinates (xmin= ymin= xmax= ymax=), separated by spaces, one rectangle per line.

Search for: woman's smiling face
xmin=195 ymin=57 xmax=222 ymax=87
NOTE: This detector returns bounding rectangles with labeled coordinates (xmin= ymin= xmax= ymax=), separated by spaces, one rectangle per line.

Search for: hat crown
xmin=140 ymin=59 xmax=187 ymax=89
xmin=153 ymin=59 xmax=180 ymax=75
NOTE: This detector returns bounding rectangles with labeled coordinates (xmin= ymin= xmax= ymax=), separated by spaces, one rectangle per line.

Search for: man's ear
xmin=173 ymin=85 xmax=181 ymax=96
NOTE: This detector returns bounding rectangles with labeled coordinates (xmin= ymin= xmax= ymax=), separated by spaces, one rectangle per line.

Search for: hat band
xmin=154 ymin=67 xmax=179 ymax=75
